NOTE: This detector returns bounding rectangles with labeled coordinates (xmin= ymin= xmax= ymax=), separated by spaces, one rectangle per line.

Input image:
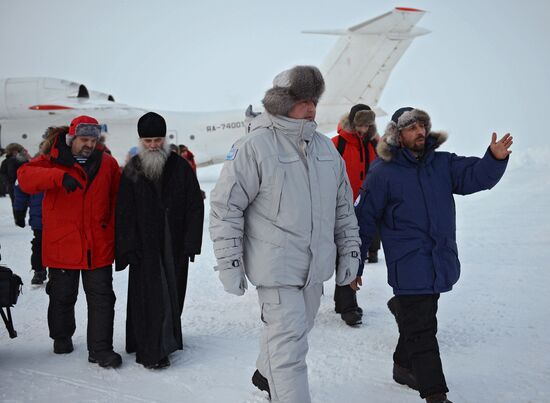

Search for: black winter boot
xmin=53 ymin=338 xmax=73 ymax=354
xmin=367 ymin=250 xmax=378 ymax=263
xmin=88 ymin=350 xmax=122 ymax=368
xmin=341 ymin=309 xmax=363 ymax=326
xmin=143 ymin=356 xmax=170 ymax=370
xmin=252 ymin=369 xmax=271 ymax=399
xmin=387 ymin=296 xmax=399 ymax=321
xmin=425 ymin=393 xmax=453 ymax=403
xmin=31 ymin=269 xmax=47 ymax=285
xmin=334 ymin=284 xmax=363 ymax=326
xmin=393 ymin=363 xmax=418 ymax=390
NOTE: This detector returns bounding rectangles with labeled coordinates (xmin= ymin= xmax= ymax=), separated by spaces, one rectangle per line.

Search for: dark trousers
xmin=31 ymin=229 xmax=45 ymax=272
xmin=46 ymin=266 xmax=116 ymax=353
xmin=334 ymin=284 xmax=360 ymax=313
xmin=369 ymin=231 xmax=381 ymax=253
xmin=391 ymin=294 xmax=448 ymax=398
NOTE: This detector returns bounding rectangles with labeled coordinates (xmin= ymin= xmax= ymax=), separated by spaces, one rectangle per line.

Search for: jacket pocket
xmin=438 ymin=238 xmax=461 ymax=287
xmin=257 ymin=287 xmax=280 ymax=324
xmin=266 ymin=154 xmax=300 ymax=222
xmin=48 ymin=224 xmax=83 ymax=265
xmin=94 ymin=222 xmax=115 ymax=265
xmin=268 ymin=166 xmax=285 ymax=221
xmin=42 ymin=190 xmax=58 ymax=211
xmin=383 ymin=204 xmax=397 ymax=230
xmin=390 ymin=247 xmax=434 ymax=291
xmin=316 ymin=154 xmax=338 ymax=193
xmin=242 ymin=223 xmax=287 ymax=287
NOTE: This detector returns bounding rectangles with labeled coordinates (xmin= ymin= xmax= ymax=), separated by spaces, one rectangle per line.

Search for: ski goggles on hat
xmin=74 ymin=123 xmax=102 ymax=138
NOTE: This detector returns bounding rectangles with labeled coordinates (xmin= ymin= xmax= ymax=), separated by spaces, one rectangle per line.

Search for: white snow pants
xmin=256 ymin=283 xmax=323 ymax=403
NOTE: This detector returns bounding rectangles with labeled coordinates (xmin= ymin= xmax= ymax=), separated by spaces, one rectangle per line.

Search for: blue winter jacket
xmin=355 ymin=132 xmax=508 ymax=295
xmin=13 ymin=182 xmax=44 ymax=230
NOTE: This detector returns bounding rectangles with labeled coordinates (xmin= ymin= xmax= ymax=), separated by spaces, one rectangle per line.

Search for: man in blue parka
xmin=354 ymin=107 xmax=512 ymax=403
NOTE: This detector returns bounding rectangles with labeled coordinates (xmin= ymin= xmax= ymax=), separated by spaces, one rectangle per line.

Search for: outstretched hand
xmin=490 ymin=132 xmax=513 ymax=160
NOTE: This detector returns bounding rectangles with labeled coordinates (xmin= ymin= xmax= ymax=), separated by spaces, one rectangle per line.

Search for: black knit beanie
xmin=137 ymin=112 xmax=166 ymax=138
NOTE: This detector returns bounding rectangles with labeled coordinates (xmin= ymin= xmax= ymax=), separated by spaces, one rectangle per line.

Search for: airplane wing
xmin=311 ymin=7 xmax=429 ymax=130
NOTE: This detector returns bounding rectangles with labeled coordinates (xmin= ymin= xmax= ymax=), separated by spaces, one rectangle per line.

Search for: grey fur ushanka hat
xmin=262 ymin=65 xmax=325 ymax=116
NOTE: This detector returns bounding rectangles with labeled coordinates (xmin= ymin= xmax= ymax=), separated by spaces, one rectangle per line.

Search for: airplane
xmin=0 ymin=7 xmax=429 ymax=166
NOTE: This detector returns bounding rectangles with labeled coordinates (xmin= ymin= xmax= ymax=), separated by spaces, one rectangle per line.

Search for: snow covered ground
xmin=1 ymin=148 xmax=549 ymax=403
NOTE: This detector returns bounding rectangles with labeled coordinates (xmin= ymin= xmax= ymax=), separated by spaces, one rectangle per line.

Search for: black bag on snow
xmin=0 ymin=265 xmax=23 ymax=338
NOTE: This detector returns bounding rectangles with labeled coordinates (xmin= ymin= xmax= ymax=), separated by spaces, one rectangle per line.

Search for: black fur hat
xmin=137 ymin=112 xmax=166 ymax=138
xmin=262 ymin=65 xmax=325 ymax=116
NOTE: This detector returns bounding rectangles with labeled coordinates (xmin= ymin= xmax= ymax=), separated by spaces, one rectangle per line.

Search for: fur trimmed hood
xmin=339 ymin=113 xmax=377 ymax=141
xmin=262 ymin=65 xmax=325 ymax=117
xmin=376 ymin=108 xmax=447 ymax=161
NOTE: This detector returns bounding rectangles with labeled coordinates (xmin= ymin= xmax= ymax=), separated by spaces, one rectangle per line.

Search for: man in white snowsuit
xmin=209 ymin=65 xmax=361 ymax=403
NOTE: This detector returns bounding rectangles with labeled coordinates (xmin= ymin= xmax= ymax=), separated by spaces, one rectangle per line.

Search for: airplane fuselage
xmin=0 ymin=7 xmax=428 ymax=166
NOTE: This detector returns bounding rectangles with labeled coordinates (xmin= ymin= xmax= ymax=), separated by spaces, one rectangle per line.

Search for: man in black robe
xmin=115 ymin=112 xmax=204 ymax=369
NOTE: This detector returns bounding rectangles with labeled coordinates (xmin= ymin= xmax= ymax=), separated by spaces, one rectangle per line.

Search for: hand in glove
xmin=216 ymin=259 xmax=247 ymax=296
xmin=62 ymin=173 xmax=83 ymax=193
xmin=14 ymin=210 xmax=26 ymax=228
xmin=335 ymin=251 xmax=361 ymax=286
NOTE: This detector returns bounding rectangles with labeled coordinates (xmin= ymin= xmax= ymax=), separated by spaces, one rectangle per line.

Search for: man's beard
xmin=77 ymin=147 xmax=93 ymax=158
xmin=138 ymin=142 xmax=170 ymax=181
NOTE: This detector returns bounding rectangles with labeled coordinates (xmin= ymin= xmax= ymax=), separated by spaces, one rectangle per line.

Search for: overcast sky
xmin=1 ymin=0 xmax=549 ymax=155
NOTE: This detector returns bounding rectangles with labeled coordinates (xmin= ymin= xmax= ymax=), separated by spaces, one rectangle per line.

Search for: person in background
xmin=179 ymin=144 xmax=205 ymax=199
xmin=0 ymin=147 xmax=8 ymax=197
xmin=0 ymin=143 xmax=30 ymax=208
xmin=179 ymin=144 xmax=197 ymax=174
xmin=13 ymin=128 xmax=61 ymax=285
xmin=124 ymin=146 xmax=139 ymax=167
xmin=330 ymin=103 xmax=380 ymax=327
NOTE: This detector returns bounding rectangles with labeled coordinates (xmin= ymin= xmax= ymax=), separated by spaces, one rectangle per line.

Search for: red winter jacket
xmin=17 ymin=134 xmax=120 ymax=270
xmin=332 ymin=116 xmax=378 ymax=200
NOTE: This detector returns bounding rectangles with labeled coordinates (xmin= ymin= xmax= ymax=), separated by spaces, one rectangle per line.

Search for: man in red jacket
xmin=18 ymin=116 xmax=122 ymax=368
xmin=331 ymin=104 xmax=380 ymax=326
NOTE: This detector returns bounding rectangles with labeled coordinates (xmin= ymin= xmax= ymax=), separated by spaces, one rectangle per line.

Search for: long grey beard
xmin=138 ymin=142 xmax=170 ymax=181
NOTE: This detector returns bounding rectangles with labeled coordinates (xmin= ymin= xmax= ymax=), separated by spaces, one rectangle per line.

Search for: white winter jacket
xmin=209 ymin=113 xmax=361 ymax=288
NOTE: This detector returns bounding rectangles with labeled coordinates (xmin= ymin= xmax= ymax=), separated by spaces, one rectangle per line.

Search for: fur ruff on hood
xmin=339 ymin=113 xmax=377 ymax=140
xmin=376 ymin=108 xmax=448 ymax=161
xmin=262 ymin=65 xmax=325 ymax=117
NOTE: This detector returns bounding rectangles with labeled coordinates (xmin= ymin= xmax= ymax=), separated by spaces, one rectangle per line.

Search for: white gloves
xmin=336 ymin=251 xmax=361 ymax=286
xmin=215 ymin=258 xmax=247 ymax=296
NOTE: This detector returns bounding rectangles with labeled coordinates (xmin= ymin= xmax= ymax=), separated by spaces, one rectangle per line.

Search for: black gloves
xmin=62 ymin=173 xmax=83 ymax=193
xmin=14 ymin=210 xmax=26 ymax=228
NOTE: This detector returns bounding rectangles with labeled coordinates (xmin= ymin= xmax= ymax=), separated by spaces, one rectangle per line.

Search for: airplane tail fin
xmin=311 ymin=7 xmax=429 ymax=132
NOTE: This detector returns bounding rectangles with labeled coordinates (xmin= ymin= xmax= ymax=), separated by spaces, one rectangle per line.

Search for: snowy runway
xmin=1 ymin=157 xmax=549 ymax=403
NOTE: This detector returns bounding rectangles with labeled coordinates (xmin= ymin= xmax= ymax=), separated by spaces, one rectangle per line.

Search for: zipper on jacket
xmin=79 ymin=165 xmax=92 ymax=269
xmin=359 ymin=140 xmax=364 ymax=180
xmin=416 ymin=163 xmax=437 ymax=289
